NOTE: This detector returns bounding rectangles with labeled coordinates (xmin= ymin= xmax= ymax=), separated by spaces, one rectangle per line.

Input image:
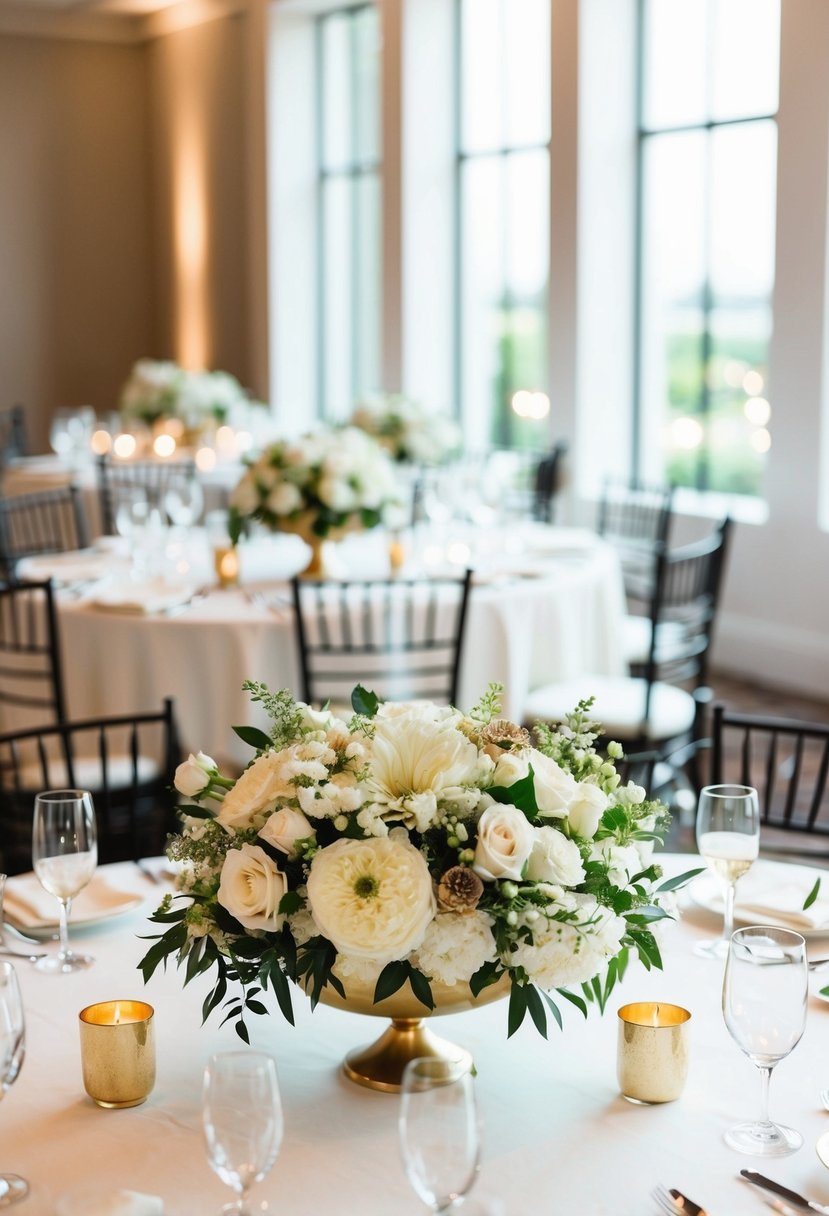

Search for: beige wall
xmin=0 ymin=34 xmax=152 ymax=451
xmin=147 ymin=13 xmax=251 ymax=386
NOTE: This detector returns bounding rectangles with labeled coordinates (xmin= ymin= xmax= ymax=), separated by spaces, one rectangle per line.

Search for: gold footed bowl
xmin=316 ymin=973 xmax=511 ymax=1093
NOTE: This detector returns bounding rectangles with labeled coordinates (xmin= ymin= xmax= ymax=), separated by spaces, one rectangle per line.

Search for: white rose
xmin=306 ymin=835 xmax=435 ymax=964
xmin=258 ymin=807 xmax=316 ymax=857
xmin=266 ymin=481 xmax=302 ymax=516
xmin=492 ymin=751 xmax=530 ymax=787
xmin=230 ymin=471 xmax=260 ymax=516
xmin=528 ymin=749 xmax=579 ymax=819
xmin=567 ymin=782 xmax=609 ymax=839
xmin=174 ymin=751 xmax=216 ymax=798
xmin=526 ymin=826 xmax=586 ymax=887
xmin=218 ymin=844 xmax=287 ymax=932
xmin=317 ymin=476 xmax=358 ymax=513
xmin=473 ymin=803 xmax=536 ymax=881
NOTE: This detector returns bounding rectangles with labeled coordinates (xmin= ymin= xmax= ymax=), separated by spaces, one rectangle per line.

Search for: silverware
xmin=0 ymin=948 xmax=45 ymax=964
xmin=809 ymin=959 xmax=829 ymax=971
xmin=0 ymin=874 xmax=44 ymax=947
xmin=652 ymin=1184 xmax=707 ymax=1216
xmin=740 ymin=1169 xmax=829 ymax=1214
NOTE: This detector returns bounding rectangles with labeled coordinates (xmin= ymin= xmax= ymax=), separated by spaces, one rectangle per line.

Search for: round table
xmin=23 ymin=525 xmax=628 ymax=767
xmin=6 ymin=853 xmax=829 ymax=1215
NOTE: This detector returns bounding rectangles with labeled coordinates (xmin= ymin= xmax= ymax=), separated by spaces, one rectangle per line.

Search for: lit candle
xmin=90 ymin=428 xmax=112 ymax=456
xmin=112 ymin=433 xmax=137 ymax=460
xmin=214 ymin=545 xmax=240 ymax=589
xmin=79 ymin=1000 xmax=155 ymax=1109
xmin=153 ymin=433 xmax=177 ymax=458
xmin=195 ymin=445 xmax=218 ymax=472
xmin=616 ymin=1002 xmax=690 ymax=1104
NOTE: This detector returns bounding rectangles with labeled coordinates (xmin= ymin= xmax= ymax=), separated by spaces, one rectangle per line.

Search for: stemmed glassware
xmin=722 ymin=925 xmax=808 ymax=1156
xmin=32 ymin=790 xmax=97 ymax=974
xmin=695 ymin=784 xmax=760 ymax=959
xmin=163 ymin=476 xmax=204 ymax=530
xmin=202 ymin=1051 xmax=283 ymax=1215
xmin=0 ymin=962 xmax=28 ymax=1206
xmin=399 ymin=1057 xmax=481 ymax=1214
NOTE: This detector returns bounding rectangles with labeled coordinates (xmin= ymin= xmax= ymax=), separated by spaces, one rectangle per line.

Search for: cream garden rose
xmin=306 ymin=835 xmax=435 ymax=964
xmin=218 ymin=843 xmax=287 ymax=932
xmin=174 ymin=751 xmax=217 ymax=798
xmin=258 ymin=807 xmax=316 ymax=857
xmin=473 ymin=803 xmax=536 ymax=881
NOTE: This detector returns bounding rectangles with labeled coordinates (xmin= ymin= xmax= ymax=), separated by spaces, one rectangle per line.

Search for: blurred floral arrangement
xmin=119 ymin=359 xmax=263 ymax=432
xmin=228 ymin=426 xmax=403 ymax=546
xmin=141 ymin=683 xmax=697 ymax=1041
xmin=350 ymin=393 xmax=461 ymax=465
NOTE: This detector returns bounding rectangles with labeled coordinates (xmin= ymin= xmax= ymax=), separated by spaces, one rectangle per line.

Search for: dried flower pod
xmin=437 ymin=865 xmax=484 ymax=914
xmin=479 ymin=719 xmax=531 ymax=759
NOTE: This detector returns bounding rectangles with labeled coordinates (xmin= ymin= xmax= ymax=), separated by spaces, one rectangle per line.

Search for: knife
xmin=740 ymin=1170 xmax=829 ymax=1214
xmin=669 ymin=1188 xmax=706 ymax=1216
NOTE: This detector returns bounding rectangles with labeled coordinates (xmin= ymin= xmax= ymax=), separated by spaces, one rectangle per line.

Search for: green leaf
xmin=507 ymin=981 xmax=528 ymax=1038
xmin=804 ymin=877 xmax=822 ymax=911
xmin=656 ymin=867 xmax=705 ymax=893
xmin=231 ymin=937 xmax=267 ymax=960
xmin=408 ymin=967 xmax=435 ymax=1011
xmin=524 ymin=985 xmax=548 ymax=1038
xmin=488 ymin=766 xmax=540 ymax=822
xmin=246 ymin=999 xmax=268 ymax=1016
xmin=228 ymin=506 xmax=243 ymax=547
xmin=278 ymin=890 xmax=302 ymax=917
xmin=176 ymin=804 xmax=214 ymax=820
xmin=540 ymin=989 xmax=563 ymax=1031
xmin=266 ymin=960 xmax=296 ymax=1026
xmin=556 ymin=988 xmax=588 ymax=1018
xmin=234 ymin=1019 xmax=250 ymax=1045
xmin=373 ymin=960 xmax=409 ymax=1004
xmin=469 ymin=960 xmax=503 ymax=998
xmin=138 ymin=923 xmax=187 ymax=983
xmin=351 ymin=684 xmax=380 ymax=717
xmin=624 ymin=905 xmax=672 ymax=925
xmin=202 ymin=973 xmax=227 ymax=1024
xmin=232 ymin=724 xmax=274 ymax=752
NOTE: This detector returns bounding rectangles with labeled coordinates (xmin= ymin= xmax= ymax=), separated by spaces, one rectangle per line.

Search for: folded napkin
xmin=57 ymin=1188 xmax=164 ymax=1216
xmin=4 ymin=865 xmax=146 ymax=929
xmin=694 ymin=860 xmax=829 ymax=931
xmin=89 ymin=578 xmax=197 ymax=616
xmin=19 ymin=550 xmax=112 ymax=586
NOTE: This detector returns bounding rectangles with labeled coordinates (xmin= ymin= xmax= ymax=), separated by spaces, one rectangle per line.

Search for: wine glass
xmin=399 ymin=1057 xmax=481 ymax=1214
xmin=32 ymin=790 xmax=97 ymax=974
xmin=0 ymin=962 xmax=28 ymax=1206
xmin=694 ymin=783 xmax=760 ymax=959
xmin=163 ymin=476 xmax=204 ymax=529
xmin=722 ymin=925 xmax=808 ymax=1156
xmin=49 ymin=410 xmax=74 ymax=462
xmin=202 ymin=1051 xmax=283 ymax=1215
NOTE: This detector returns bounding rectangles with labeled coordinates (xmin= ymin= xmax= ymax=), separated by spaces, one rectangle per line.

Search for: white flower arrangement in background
xmin=350 ymin=393 xmax=461 ymax=465
xmin=141 ymin=682 xmax=699 ymax=1041
xmin=119 ymin=358 xmax=262 ymax=430
xmin=228 ymin=426 xmax=403 ymax=546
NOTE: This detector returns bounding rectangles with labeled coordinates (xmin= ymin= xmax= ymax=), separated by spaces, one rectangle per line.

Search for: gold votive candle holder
xmin=617 ymin=1001 xmax=690 ymax=1104
xmin=213 ymin=545 xmax=240 ymax=589
xmin=79 ymin=1000 xmax=156 ymax=1109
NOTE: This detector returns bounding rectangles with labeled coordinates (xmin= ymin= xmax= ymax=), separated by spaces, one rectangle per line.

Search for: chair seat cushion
xmin=621 ymin=616 xmax=688 ymax=666
xmin=17 ymin=753 xmax=160 ymax=791
xmin=523 ymin=675 xmax=697 ymax=743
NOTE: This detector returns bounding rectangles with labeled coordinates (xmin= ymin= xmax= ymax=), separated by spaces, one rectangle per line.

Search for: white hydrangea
xmin=414 ymin=912 xmax=497 ymax=987
xmin=506 ymin=895 xmax=626 ymax=991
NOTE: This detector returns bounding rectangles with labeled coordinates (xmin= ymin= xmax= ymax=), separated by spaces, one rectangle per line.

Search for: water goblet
xmin=0 ymin=962 xmax=27 ymax=1206
xmin=32 ymin=790 xmax=97 ymax=974
xmin=399 ymin=1057 xmax=481 ymax=1214
xmin=163 ymin=476 xmax=204 ymax=530
xmin=202 ymin=1051 xmax=283 ymax=1215
xmin=694 ymin=783 xmax=760 ymax=959
xmin=722 ymin=925 xmax=808 ymax=1156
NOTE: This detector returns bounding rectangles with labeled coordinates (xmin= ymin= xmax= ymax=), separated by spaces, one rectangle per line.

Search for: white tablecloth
xmin=9 ymin=854 xmax=829 ymax=1215
xmin=38 ymin=527 xmax=627 ymax=767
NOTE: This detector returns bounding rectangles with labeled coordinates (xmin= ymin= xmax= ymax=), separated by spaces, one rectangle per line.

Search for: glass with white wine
xmin=695 ymin=783 xmax=760 ymax=959
xmin=32 ymin=790 xmax=97 ymax=974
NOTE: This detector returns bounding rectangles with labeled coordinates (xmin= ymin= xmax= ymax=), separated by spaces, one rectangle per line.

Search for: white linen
xmin=56 ymin=1189 xmax=164 ymax=1216
xmin=87 ymin=578 xmax=199 ymax=616
xmin=7 ymin=854 xmax=829 ymax=1215
xmin=4 ymin=863 xmax=150 ymax=928
xmin=690 ymin=858 xmax=829 ymax=931
xmin=50 ymin=526 xmax=628 ymax=767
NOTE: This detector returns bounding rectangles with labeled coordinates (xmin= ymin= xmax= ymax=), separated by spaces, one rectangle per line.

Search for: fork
xmin=652 ymin=1184 xmax=707 ymax=1215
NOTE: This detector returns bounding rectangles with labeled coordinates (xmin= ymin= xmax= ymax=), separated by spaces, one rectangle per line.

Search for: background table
xmin=47 ymin=527 xmax=627 ymax=767
xmin=8 ymin=854 xmax=829 ymax=1215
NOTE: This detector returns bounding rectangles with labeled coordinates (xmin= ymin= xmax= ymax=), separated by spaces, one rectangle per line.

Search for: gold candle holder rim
xmin=79 ymin=1000 xmax=154 ymax=1027
xmin=617 ymin=1001 xmax=691 ymax=1028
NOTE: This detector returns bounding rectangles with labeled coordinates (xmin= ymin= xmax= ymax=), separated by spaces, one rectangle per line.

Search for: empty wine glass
xmin=695 ymin=784 xmax=760 ymax=959
xmin=723 ymin=925 xmax=808 ymax=1156
xmin=163 ymin=476 xmax=204 ymax=529
xmin=0 ymin=962 xmax=27 ymax=1206
xmin=203 ymin=1051 xmax=283 ymax=1215
xmin=49 ymin=410 xmax=75 ymax=462
xmin=399 ymin=1057 xmax=481 ymax=1214
xmin=32 ymin=790 xmax=97 ymax=974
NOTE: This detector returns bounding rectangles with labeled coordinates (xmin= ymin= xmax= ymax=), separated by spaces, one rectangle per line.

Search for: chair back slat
xmin=0 ymin=581 xmax=66 ymax=726
xmin=292 ymin=571 xmax=473 ymax=708
xmin=0 ymin=485 xmax=89 ymax=580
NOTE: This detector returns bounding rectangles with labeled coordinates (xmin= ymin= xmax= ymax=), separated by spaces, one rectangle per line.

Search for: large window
xmin=457 ymin=0 xmax=551 ymax=450
xmin=637 ymin=0 xmax=780 ymax=497
xmin=317 ymin=5 xmax=381 ymax=420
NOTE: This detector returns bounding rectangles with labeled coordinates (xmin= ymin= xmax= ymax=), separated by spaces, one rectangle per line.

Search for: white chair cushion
xmin=17 ymin=753 xmax=160 ymax=791
xmin=523 ymin=675 xmax=697 ymax=743
xmin=621 ymin=615 xmax=689 ymax=667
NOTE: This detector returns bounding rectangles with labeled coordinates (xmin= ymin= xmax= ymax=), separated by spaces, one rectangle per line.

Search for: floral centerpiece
xmin=227 ymin=427 xmax=404 ymax=566
xmin=350 ymin=393 xmax=461 ymax=465
xmin=141 ymin=683 xmax=697 ymax=1066
xmin=119 ymin=359 xmax=261 ymax=435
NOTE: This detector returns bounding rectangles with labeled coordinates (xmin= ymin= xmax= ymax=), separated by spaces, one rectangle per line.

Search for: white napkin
xmin=694 ymin=860 xmax=829 ymax=931
xmin=57 ymin=1188 xmax=164 ymax=1216
xmin=89 ymin=578 xmax=197 ymax=616
xmin=4 ymin=865 xmax=146 ymax=928
xmin=19 ymin=550 xmax=112 ymax=585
